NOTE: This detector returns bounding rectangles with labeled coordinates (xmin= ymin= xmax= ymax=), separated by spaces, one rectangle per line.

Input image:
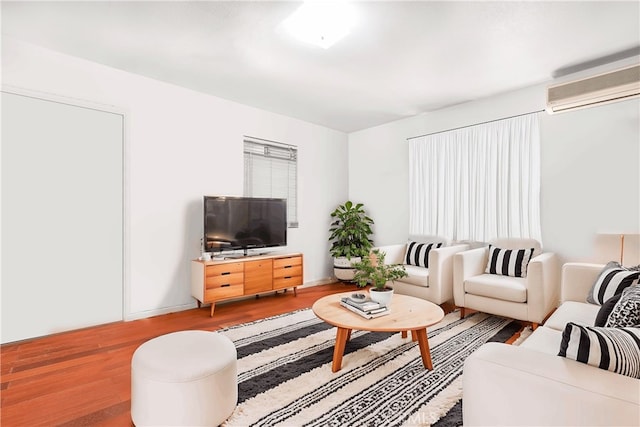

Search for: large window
xmin=244 ymin=136 xmax=298 ymax=227
xmin=408 ymin=113 xmax=541 ymax=243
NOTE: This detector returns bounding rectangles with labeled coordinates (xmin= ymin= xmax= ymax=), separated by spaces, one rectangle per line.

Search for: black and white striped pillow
xmin=586 ymin=261 xmax=640 ymax=305
xmin=485 ymin=245 xmax=534 ymax=278
xmin=404 ymin=241 xmax=443 ymax=268
xmin=558 ymin=322 xmax=640 ymax=379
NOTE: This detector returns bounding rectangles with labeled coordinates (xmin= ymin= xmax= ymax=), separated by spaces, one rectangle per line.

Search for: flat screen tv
xmin=203 ymin=196 xmax=287 ymax=253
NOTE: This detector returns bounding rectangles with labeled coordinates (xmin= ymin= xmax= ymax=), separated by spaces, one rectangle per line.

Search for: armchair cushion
xmin=400 ymin=265 xmax=430 ymax=287
xmin=558 ymin=322 xmax=640 ymax=379
xmin=404 ymin=241 xmax=443 ymax=268
xmin=485 ymin=245 xmax=534 ymax=278
xmin=465 ymin=274 xmax=527 ymax=303
xmin=586 ymin=261 xmax=640 ymax=305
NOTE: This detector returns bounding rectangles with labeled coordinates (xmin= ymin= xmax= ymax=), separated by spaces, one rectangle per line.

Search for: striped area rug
xmin=221 ymin=308 xmax=519 ymax=427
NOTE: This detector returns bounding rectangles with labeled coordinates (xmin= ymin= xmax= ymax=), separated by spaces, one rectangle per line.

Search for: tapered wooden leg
xmin=210 ymin=303 xmax=215 ymax=317
xmin=197 ymin=300 xmax=201 ymax=308
xmin=346 ymin=329 xmax=352 ymax=342
xmin=532 ymin=322 xmax=539 ymax=331
xmin=459 ymin=307 xmax=466 ymax=319
xmin=332 ymin=327 xmax=351 ymax=372
xmin=401 ymin=331 xmax=408 ymax=339
xmin=410 ymin=330 xmax=418 ymax=342
xmin=415 ymin=328 xmax=434 ymax=370
xmin=293 ymin=287 xmax=297 ymax=296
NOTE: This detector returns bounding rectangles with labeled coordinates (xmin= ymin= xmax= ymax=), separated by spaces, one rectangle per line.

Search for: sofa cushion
xmin=400 ymin=264 xmax=430 ymax=287
xmin=586 ymin=261 xmax=640 ymax=305
xmin=594 ymin=294 xmax=622 ymax=327
xmin=464 ymin=274 xmax=527 ymax=303
xmin=404 ymin=241 xmax=442 ymax=268
xmin=485 ymin=245 xmax=534 ymax=278
xmin=519 ymin=326 xmax=562 ymax=355
xmin=606 ymin=285 xmax=640 ymax=328
xmin=544 ymin=301 xmax=600 ymax=331
xmin=559 ymin=322 xmax=640 ymax=379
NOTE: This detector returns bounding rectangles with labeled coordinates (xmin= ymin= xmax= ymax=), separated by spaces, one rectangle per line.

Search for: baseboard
xmin=299 ymin=277 xmax=337 ymax=288
xmin=124 ymin=302 xmax=197 ymax=321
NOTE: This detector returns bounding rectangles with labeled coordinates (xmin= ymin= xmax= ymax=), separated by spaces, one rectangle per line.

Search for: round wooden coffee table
xmin=312 ymin=291 xmax=445 ymax=372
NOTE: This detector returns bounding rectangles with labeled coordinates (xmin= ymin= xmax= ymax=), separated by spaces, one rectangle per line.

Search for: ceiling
xmin=2 ymin=1 xmax=639 ymax=133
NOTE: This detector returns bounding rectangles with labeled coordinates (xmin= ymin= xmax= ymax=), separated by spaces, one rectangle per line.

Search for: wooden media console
xmin=191 ymin=253 xmax=303 ymax=316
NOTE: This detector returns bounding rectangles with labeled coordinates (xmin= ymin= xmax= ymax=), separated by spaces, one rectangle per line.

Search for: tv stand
xmin=191 ymin=252 xmax=303 ymax=316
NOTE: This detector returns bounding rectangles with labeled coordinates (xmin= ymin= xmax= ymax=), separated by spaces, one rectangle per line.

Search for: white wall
xmin=349 ymin=81 xmax=640 ymax=264
xmin=2 ymin=37 xmax=348 ymax=321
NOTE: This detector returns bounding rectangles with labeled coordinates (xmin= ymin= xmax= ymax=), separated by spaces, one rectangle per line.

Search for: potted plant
xmin=353 ymin=249 xmax=408 ymax=305
xmin=329 ymin=201 xmax=374 ymax=281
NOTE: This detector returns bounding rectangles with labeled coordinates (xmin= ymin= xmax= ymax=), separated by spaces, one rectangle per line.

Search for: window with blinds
xmin=244 ymin=137 xmax=298 ymax=227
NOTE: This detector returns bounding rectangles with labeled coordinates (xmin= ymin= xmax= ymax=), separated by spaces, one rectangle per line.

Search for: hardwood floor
xmin=0 ymin=282 xmax=353 ymax=426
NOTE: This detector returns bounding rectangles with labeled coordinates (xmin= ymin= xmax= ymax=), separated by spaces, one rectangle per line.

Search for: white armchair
xmin=376 ymin=235 xmax=469 ymax=305
xmin=453 ymin=238 xmax=559 ymax=327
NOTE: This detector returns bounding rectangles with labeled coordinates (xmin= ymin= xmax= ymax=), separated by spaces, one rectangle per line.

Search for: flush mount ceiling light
xmin=283 ymin=1 xmax=356 ymax=49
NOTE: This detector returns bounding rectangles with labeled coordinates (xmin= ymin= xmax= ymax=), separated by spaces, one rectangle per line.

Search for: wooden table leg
xmin=332 ymin=327 xmax=351 ymax=372
xmin=410 ymin=330 xmax=418 ymax=342
xmin=401 ymin=331 xmax=408 ymax=339
xmin=210 ymin=302 xmax=216 ymax=317
xmin=414 ymin=328 xmax=433 ymax=370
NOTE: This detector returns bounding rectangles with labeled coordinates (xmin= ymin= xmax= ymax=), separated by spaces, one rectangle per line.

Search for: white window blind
xmin=244 ymin=137 xmax=298 ymax=227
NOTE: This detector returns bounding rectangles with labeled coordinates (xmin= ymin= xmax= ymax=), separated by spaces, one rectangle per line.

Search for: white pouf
xmin=131 ymin=330 xmax=237 ymax=426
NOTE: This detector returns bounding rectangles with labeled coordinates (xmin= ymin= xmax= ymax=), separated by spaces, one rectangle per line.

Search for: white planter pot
xmin=333 ymin=256 xmax=361 ymax=281
xmin=369 ymin=286 xmax=394 ymax=306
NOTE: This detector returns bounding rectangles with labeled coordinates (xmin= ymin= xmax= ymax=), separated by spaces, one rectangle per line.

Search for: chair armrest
xmin=453 ymin=247 xmax=488 ymax=306
xmin=464 ymin=343 xmax=640 ymax=426
xmin=561 ymin=262 xmax=603 ymax=303
xmin=373 ymin=244 xmax=406 ymax=265
xmin=526 ymin=252 xmax=560 ymax=324
xmin=428 ymin=244 xmax=469 ymax=303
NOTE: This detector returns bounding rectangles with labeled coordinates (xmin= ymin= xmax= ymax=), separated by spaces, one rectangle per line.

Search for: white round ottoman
xmin=131 ymin=330 xmax=237 ymax=426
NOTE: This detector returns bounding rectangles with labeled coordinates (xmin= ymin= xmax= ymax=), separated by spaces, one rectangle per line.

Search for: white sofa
xmin=463 ymin=262 xmax=640 ymax=426
xmin=375 ymin=235 xmax=469 ymax=305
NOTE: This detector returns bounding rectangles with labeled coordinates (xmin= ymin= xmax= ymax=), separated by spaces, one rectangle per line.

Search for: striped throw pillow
xmin=404 ymin=241 xmax=443 ymax=268
xmin=558 ymin=322 xmax=640 ymax=379
xmin=485 ymin=245 xmax=534 ymax=278
xmin=586 ymin=261 xmax=640 ymax=305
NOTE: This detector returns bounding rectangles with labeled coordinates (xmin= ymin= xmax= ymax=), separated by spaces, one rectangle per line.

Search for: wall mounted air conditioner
xmin=546 ymin=64 xmax=640 ymax=114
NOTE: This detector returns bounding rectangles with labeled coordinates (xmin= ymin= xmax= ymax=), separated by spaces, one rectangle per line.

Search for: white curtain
xmin=409 ymin=113 xmax=541 ymax=243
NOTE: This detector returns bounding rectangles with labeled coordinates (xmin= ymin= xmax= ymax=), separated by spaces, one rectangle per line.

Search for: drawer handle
xmin=221 ymin=272 xmax=231 ymax=276
xmin=284 ymin=265 xmax=292 ymax=269
xmin=221 ymin=284 xmax=231 ymax=287
xmin=284 ymin=276 xmax=292 ymax=279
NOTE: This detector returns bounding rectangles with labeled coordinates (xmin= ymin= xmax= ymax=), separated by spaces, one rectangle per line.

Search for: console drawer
xmin=274 ymin=275 xmax=302 ymax=289
xmin=205 ymin=284 xmax=243 ymax=301
xmin=273 ymin=256 xmax=302 ymax=269
xmin=206 ymin=262 xmax=244 ymax=277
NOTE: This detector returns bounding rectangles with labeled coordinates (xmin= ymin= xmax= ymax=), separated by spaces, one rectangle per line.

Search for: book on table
xmin=340 ymin=297 xmax=389 ymax=319
xmin=342 ymin=296 xmax=385 ymax=311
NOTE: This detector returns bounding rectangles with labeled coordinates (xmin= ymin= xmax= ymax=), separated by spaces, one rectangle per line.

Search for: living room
xmin=2 ymin=1 xmax=639 ymax=426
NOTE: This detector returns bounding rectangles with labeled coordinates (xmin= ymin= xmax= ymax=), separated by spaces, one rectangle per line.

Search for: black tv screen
xmin=204 ymin=196 xmax=287 ymax=252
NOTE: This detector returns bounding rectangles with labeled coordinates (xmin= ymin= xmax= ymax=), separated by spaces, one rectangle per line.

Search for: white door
xmin=1 ymin=91 xmax=124 ymax=343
